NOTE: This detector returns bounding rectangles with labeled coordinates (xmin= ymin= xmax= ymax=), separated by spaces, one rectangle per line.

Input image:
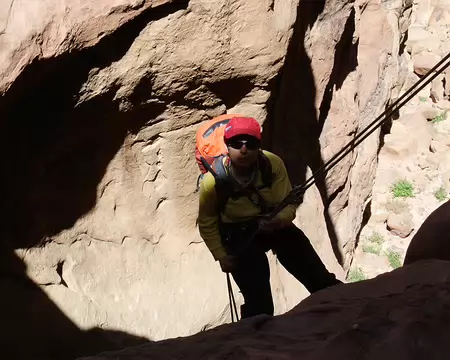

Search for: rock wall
xmin=351 ymin=0 xmax=450 ymax=280
xmin=0 ymin=0 xmax=411 ymax=358
xmin=265 ymin=0 xmax=412 ymax=270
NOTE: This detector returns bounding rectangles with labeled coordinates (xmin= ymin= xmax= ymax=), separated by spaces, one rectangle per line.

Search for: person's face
xmin=226 ymin=135 xmax=260 ymax=169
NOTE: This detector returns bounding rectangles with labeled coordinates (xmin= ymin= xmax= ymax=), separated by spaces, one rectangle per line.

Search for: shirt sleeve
xmin=268 ymin=153 xmax=296 ymax=223
xmin=197 ymin=174 xmax=228 ymax=261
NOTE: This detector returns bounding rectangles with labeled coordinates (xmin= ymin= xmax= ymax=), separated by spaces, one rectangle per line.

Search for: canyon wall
xmin=0 ymin=0 xmax=412 ymax=358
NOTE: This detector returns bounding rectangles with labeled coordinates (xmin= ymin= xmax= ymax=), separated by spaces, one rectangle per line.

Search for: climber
xmin=197 ymin=116 xmax=342 ymax=319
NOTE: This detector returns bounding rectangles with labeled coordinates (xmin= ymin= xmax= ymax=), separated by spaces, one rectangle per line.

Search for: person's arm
xmin=259 ymin=153 xmax=296 ymax=230
xmin=273 ymin=157 xmax=296 ymax=225
xmin=198 ymin=174 xmax=228 ymax=261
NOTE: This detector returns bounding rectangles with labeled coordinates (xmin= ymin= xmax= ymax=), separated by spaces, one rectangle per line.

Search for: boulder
xmin=387 ymin=212 xmax=414 ymax=238
xmin=380 ymin=112 xmax=432 ymax=161
xmin=405 ymin=25 xmax=432 ymax=52
xmin=370 ymin=207 xmax=390 ymax=223
xmin=413 ymin=1 xmax=433 ymax=25
xmin=419 ymin=105 xmax=440 ymax=119
xmin=428 ymin=5 xmax=450 ymax=27
xmin=431 ymin=74 xmax=445 ymax=102
xmin=397 ymin=112 xmax=432 ymax=153
xmin=413 ymin=52 xmax=442 ymax=75
xmin=410 ymin=34 xmax=441 ymax=56
xmin=380 ymin=133 xmax=417 ymax=160
xmin=416 ymin=153 xmax=440 ymax=170
xmin=437 ymin=100 xmax=450 ymax=110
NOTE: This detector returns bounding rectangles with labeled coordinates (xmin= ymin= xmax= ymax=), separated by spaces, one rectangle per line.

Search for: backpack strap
xmin=241 ymin=151 xmax=274 ymax=214
xmin=257 ymin=151 xmax=273 ymax=189
xmin=211 ymin=156 xmax=234 ymax=214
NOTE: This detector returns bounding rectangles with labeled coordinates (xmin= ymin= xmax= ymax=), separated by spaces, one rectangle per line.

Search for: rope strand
xmin=232 ymin=53 xmax=450 ymax=259
xmin=268 ymin=52 xmax=450 ymax=220
xmin=226 ymin=53 xmax=450 ymax=322
xmin=227 ymin=273 xmax=239 ymax=322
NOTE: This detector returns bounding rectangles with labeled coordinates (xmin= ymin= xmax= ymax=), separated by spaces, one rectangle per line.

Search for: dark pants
xmin=228 ymin=224 xmax=341 ymax=319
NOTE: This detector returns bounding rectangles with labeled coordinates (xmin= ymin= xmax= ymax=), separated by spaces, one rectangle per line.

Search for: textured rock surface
xmin=387 ymin=212 xmax=414 ymax=238
xmin=413 ymin=51 xmax=442 ymax=75
xmin=0 ymin=0 xmax=411 ymax=357
xmin=0 ymin=0 xmax=176 ymax=93
xmin=80 ymin=259 xmax=450 ymax=360
xmin=352 ymin=0 xmax=450 ymax=280
xmin=0 ymin=1 xmax=304 ymax=356
xmin=264 ymin=0 xmax=412 ymax=271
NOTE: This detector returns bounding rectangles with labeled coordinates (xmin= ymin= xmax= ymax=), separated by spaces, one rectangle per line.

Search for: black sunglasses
xmin=227 ymin=138 xmax=260 ymax=150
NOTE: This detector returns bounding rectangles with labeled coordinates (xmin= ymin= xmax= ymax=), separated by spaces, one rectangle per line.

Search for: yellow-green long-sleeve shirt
xmin=198 ymin=150 xmax=296 ymax=261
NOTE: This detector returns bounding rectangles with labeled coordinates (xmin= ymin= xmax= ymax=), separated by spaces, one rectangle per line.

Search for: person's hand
xmin=219 ymin=255 xmax=237 ymax=273
xmin=257 ymin=216 xmax=282 ymax=233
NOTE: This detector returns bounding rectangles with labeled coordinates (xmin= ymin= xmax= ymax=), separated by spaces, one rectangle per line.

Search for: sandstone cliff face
xmin=0 ymin=0 xmax=411 ymax=357
xmin=266 ymin=0 xmax=412 ymax=272
xmin=350 ymin=0 xmax=450 ymax=280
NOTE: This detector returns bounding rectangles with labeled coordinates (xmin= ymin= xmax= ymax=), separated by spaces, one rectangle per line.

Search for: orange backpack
xmin=194 ymin=114 xmax=274 ymax=212
xmin=195 ymin=114 xmax=273 ymax=217
xmin=195 ymin=114 xmax=242 ymax=174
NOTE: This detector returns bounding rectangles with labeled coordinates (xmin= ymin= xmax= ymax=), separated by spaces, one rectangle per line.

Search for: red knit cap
xmin=223 ymin=117 xmax=262 ymax=140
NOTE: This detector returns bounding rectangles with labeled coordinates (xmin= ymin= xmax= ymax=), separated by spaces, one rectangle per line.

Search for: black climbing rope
xmin=226 ymin=272 xmax=239 ymax=322
xmin=225 ymin=53 xmax=450 ymax=323
xmin=269 ymin=51 xmax=450 ymax=221
xmin=234 ymin=52 xmax=450 ymax=259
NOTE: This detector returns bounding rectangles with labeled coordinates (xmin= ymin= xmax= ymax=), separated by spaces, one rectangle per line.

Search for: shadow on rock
xmin=263 ymin=1 xmax=357 ymax=266
xmin=0 ymin=1 xmax=189 ymax=359
xmin=0 ymin=250 xmax=150 ymax=359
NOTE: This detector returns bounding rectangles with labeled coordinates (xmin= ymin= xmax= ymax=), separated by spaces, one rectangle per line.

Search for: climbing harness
xmin=225 ymin=52 xmax=450 ymax=322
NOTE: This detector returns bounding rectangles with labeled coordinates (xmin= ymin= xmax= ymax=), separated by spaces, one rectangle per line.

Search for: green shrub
xmin=391 ymin=180 xmax=414 ymax=198
xmin=367 ymin=232 xmax=384 ymax=245
xmin=434 ymin=187 xmax=447 ymax=202
xmin=432 ymin=110 xmax=448 ymax=123
xmin=362 ymin=243 xmax=381 ymax=255
xmin=386 ymin=250 xmax=402 ymax=269
xmin=419 ymin=96 xmax=428 ymax=102
xmin=347 ymin=267 xmax=367 ymax=282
